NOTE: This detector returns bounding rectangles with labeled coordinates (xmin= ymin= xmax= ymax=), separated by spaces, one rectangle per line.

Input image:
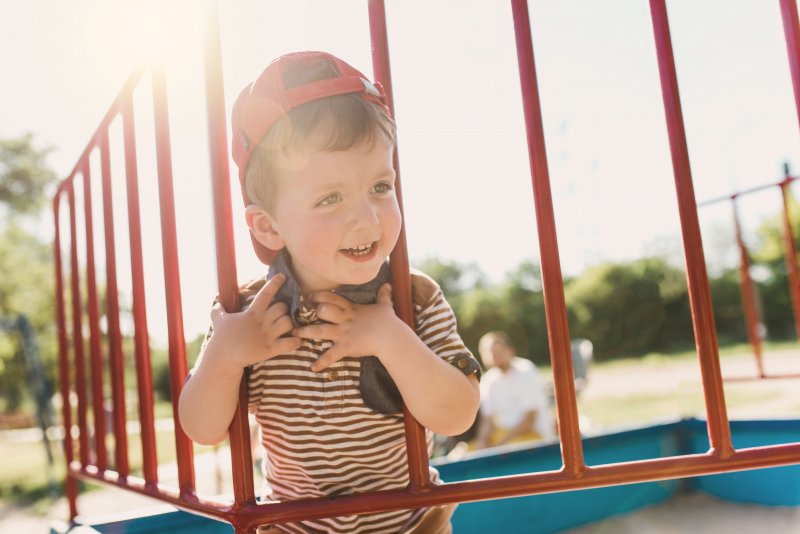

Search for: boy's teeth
xmin=345 ymin=243 xmax=373 ymax=256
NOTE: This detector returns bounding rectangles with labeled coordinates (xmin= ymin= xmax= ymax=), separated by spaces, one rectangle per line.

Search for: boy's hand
xmin=208 ymin=273 xmax=302 ymax=369
xmin=293 ymin=283 xmax=400 ymax=371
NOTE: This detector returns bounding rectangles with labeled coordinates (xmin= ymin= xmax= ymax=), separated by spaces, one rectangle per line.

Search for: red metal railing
xmin=53 ymin=2 xmax=800 ymax=533
xmin=699 ymin=172 xmax=800 ymax=381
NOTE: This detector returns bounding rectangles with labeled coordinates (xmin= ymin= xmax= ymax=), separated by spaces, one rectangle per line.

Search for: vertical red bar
xmin=82 ymin=160 xmax=109 ymax=470
xmin=779 ymin=180 xmax=800 ymax=340
xmin=152 ymin=64 xmax=197 ymax=495
xmin=649 ymin=0 xmax=733 ymax=457
xmin=67 ymin=181 xmax=91 ymax=465
xmin=203 ymin=4 xmax=255 ymax=504
xmin=122 ymin=95 xmax=159 ymax=484
xmin=732 ymin=199 xmax=766 ymax=377
xmin=54 ymin=191 xmax=79 ymax=518
xmin=367 ymin=0 xmax=430 ymax=491
xmin=781 ymin=0 xmax=800 ymax=135
xmin=510 ymin=0 xmax=585 ymax=475
xmin=100 ymin=130 xmax=130 ymax=477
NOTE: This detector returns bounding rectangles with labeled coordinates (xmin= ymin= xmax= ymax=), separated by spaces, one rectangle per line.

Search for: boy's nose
xmin=349 ymin=200 xmax=380 ymax=229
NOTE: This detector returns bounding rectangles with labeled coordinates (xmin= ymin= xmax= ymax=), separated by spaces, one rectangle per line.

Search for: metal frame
xmin=53 ymin=2 xmax=800 ymax=533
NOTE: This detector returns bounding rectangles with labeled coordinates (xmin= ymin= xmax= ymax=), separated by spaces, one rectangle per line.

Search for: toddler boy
xmin=179 ymin=51 xmax=481 ymax=533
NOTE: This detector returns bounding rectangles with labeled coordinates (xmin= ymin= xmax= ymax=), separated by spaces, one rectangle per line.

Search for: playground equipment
xmin=699 ymin=166 xmax=800 ymax=381
xmin=52 ymin=1 xmax=800 ymax=532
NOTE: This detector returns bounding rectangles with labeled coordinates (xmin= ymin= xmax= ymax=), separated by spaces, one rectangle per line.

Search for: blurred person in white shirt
xmin=475 ymin=331 xmax=554 ymax=448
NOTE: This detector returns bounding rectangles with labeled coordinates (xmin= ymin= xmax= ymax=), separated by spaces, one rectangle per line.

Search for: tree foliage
xmin=0 ymin=135 xmax=58 ymax=411
xmin=0 ymin=134 xmax=56 ymax=216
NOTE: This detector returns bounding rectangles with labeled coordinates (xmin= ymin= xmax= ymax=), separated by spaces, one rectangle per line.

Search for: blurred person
xmin=475 ymin=331 xmax=554 ymax=448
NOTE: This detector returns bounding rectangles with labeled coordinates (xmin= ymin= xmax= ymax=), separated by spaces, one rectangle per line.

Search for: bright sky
xmin=2 ymin=0 xmax=800 ymax=344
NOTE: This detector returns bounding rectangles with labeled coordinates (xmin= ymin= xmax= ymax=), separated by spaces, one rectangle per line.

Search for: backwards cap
xmin=231 ymin=51 xmax=391 ymax=265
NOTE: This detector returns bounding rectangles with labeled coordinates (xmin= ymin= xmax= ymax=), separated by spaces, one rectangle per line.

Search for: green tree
xmin=750 ymin=192 xmax=800 ymax=340
xmin=566 ymin=259 xmax=673 ymax=359
xmin=0 ymin=134 xmax=56 ymax=215
xmin=0 ymin=135 xmax=58 ymax=412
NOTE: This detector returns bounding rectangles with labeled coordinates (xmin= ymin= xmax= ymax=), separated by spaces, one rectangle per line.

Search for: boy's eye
xmin=317 ymin=192 xmax=342 ymax=206
xmin=372 ymin=182 xmax=393 ymax=194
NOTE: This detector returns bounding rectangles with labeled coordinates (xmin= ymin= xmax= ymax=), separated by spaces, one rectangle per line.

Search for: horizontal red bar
xmin=71 ymin=441 xmax=800 ymax=530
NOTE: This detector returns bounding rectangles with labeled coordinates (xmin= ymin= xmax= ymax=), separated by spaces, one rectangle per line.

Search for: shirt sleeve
xmin=412 ymin=271 xmax=482 ymax=379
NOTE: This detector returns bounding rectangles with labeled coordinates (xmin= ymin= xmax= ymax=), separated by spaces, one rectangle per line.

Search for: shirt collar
xmin=266 ymin=249 xmax=392 ymax=326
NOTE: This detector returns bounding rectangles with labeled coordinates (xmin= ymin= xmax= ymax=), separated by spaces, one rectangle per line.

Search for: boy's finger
xmin=376 ymin=283 xmax=393 ymax=305
xmin=293 ymin=324 xmax=336 ymax=341
xmin=272 ymin=315 xmax=295 ymax=336
xmin=273 ymin=336 xmax=303 ymax=355
xmin=311 ymin=347 xmax=343 ymax=372
xmin=308 ymin=290 xmax=349 ymax=306
xmin=315 ymin=303 xmax=346 ymax=324
xmin=264 ymin=301 xmax=290 ymax=322
xmin=251 ymin=273 xmax=286 ymax=310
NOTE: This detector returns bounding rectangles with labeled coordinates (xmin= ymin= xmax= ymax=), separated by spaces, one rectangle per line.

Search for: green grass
xmin=0 ymin=424 xmax=216 ymax=511
xmin=578 ymin=387 xmax=781 ymax=428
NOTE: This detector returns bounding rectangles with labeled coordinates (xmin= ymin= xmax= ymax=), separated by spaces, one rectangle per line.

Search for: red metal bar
xmin=781 ymin=0 xmax=800 ymax=136
xmin=649 ymin=0 xmax=733 ymax=459
xmin=67 ymin=181 xmax=91 ymax=465
xmin=698 ymin=176 xmax=799 ymax=207
xmin=54 ymin=190 xmax=79 ymax=518
xmin=122 ymin=95 xmax=159 ymax=484
xmin=732 ymin=199 xmax=766 ymax=377
xmin=203 ymin=4 xmax=255 ymax=507
xmin=67 ymin=437 xmax=800 ymax=529
xmin=780 ymin=180 xmax=800 ymax=340
xmin=510 ymin=0 xmax=585 ymax=475
xmin=367 ymin=0 xmax=431 ymax=492
xmin=82 ymin=160 xmax=109 ymax=470
xmin=100 ymin=131 xmax=130 ymax=477
xmin=151 ymin=64 xmax=197 ymax=496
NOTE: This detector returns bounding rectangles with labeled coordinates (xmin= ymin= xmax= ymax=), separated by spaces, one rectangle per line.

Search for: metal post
xmin=53 ymin=191 xmax=79 ymax=518
xmin=152 ymin=64 xmax=197 ymax=495
xmin=732 ymin=199 xmax=766 ymax=377
xmin=649 ymin=0 xmax=733 ymax=458
xmin=203 ymin=3 xmax=255 ymax=506
xmin=510 ymin=0 xmax=585 ymax=475
xmin=82 ymin=161 xmax=108 ymax=470
xmin=367 ymin=0 xmax=431 ymax=491
xmin=67 ymin=181 xmax=90 ymax=465
xmin=122 ymin=95 xmax=159 ymax=484
xmin=779 ymin=179 xmax=800 ymax=340
xmin=100 ymin=131 xmax=130 ymax=477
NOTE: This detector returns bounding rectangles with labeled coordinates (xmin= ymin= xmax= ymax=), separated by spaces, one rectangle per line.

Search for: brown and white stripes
xmin=201 ymin=271 xmax=477 ymax=533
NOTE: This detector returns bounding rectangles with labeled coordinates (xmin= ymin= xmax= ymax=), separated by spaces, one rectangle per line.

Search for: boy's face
xmin=256 ymin=137 xmax=401 ymax=292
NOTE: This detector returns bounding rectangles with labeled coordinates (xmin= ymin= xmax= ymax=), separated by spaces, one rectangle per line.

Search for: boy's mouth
xmin=341 ymin=241 xmax=376 ymax=257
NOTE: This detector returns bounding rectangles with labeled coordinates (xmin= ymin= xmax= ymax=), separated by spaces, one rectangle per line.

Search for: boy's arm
xmin=179 ymin=274 xmax=301 ymax=445
xmin=295 ymin=283 xmax=480 ymax=436
xmin=373 ymin=324 xmax=480 ymax=436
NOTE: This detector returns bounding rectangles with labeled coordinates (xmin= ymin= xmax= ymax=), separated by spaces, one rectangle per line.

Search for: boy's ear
xmin=245 ymin=204 xmax=285 ymax=251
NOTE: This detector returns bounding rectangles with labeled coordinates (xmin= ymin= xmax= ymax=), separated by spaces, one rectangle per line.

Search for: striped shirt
xmin=202 ymin=269 xmax=478 ymax=533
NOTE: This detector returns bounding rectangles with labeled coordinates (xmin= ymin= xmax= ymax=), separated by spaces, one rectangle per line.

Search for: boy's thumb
xmin=377 ymin=283 xmax=393 ymax=305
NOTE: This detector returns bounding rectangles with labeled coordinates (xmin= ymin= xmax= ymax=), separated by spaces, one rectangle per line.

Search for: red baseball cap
xmin=231 ymin=51 xmax=391 ymax=265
